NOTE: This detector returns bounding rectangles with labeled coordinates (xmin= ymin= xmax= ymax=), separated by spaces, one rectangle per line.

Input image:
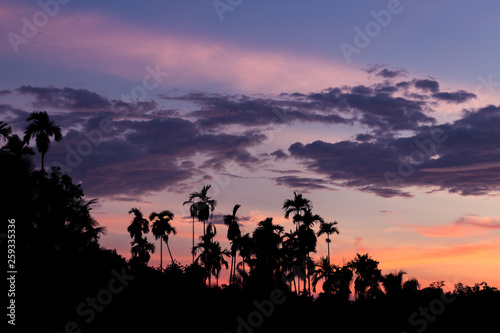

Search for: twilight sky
xmin=2 ymin=0 xmax=500 ymax=288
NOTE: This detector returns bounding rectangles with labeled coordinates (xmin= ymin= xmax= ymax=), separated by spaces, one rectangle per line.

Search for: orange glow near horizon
xmin=98 ymin=213 xmax=500 ymax=290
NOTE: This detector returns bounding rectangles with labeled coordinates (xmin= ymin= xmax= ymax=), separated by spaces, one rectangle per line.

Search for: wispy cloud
xmin=0 ymin=2 xmax=365 ymax=93
xmin=405 ymin=215 xmax=500 ymax=238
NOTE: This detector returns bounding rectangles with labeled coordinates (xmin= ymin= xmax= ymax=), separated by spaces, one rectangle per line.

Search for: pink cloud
xmin=405 ymin=215 xmax=500 ymax=238
xmin=0 ymin=2 xmax=366 ymax=93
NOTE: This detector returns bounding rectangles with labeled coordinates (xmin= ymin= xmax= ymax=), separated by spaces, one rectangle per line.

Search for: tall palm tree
xmin=282 ymin=192 xmax=312 ymax=230
xmin=317 ymin=221 xmax=340 ymax=264
xmin=150 ymin=210 xmax=176 ymax=269
xmin=193 ymin=223 xmax=218 ymax=286
xmin=0 ymin=121 xmax=12 ymax=141
xmin=251 ymin=218 xmax=284 ymax=287
xmin=223 ymin=204 xmax=241 ymax=284
xmin=210 ymin=241 xmax=231 ymax=287
xmin=282 ymin=229 xmax=301 ymax=294
xmin=183 ymin=199 xmax=198 ymax=263
xmin=292 ymin=209 xmax=322 ymax=295
xmin=23 ymin=110 xmax=62 ymax=171
xmin=237 ymin=232 xmax=252 ymax=275
xmin=186 ymin=185 xmax=217 ymax=236
xmin=127 ymin=208 xmax=150 ymax=242
xmin=127 ymin=208 xmax=155 ymax=267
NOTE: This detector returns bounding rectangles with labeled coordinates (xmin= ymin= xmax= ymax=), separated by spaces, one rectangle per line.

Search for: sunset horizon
xmin=2 ymin=1 xmax=500 ymax=331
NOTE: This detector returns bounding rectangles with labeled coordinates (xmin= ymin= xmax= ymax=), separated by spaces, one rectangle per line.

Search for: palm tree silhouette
xmin=293 ymin=209 xmax=322 ymax=295
xmin=150 ymin=210 xmax=176 ymax=269
xmin=128 ymin=208 xmax=150 ymax=241
xmin=282 ymin=229 xmax=301 ymax=293
xmin=317 ymin=221 xmax=339 ymax=264
xmin=1 ymin=135 xmax=35 ymax=157
xmin=65 ymin=198 xmax=107 ymax=250
xmin=0 ymin=121 xmax=12 ymax=141
xmin=312 ymin=256 xmax=335 ymax=293
xmin=127 ymin=208 xmax=155 ymax=267
xmin=282 ymin=192 xmax=312 ymax=230
xmin=251 ymin=218 xmax=284 ymax=287
xmin=403 ymin=277 xmax=420 ymax=294
xmin=210 ymin=241 xmax=231 ymax=287
xmin=23 ymin=110 xmax=62 ymax=171
xmin=381 ymin=270 xmax=407 ymax=298
xmin=237 ymin=232 xmax=252 ymax=275
xmin=186 ymin=185 xmax=217 ymax=236
xmin=193 ymin=223 xmax=217 ymax=286
xmin=348 ymin=253 xmax=382 ymax=300
xmin=183 ymin=199 xmax=198 ymax=263
xmin=223 ymin=204 xmax=241 ymax=284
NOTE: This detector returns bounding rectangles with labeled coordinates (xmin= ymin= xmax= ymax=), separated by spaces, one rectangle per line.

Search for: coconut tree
xmin=23 ymin=110 xmax=62 ymax=171
xmin=317 ymin=221 xmax=340 ymax=264
xmin=223 ymin=204 xmax=241 ymax=284
xmin=150 ymin=210 xmax=176 ymax=269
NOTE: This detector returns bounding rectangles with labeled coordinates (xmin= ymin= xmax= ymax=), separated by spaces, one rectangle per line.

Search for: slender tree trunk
xmin=160 ymin=239 xmax=163 ymax=270
xmin=327 ymin=237 xmax=331 ymax=265
xmin=229 ymin=255 xmax=233 ymax=284
xmin=166 ymin=240 xmax=174 ymax=263
xmin=306 ymin=253 xmax=311 ymax=295
xmin=233 ymin=254 xmax=237 ymax=283
xmin=41 ymin=152 xmax=45 ymax=171
xmin=192 ymin=217 xmax=195 ymax=264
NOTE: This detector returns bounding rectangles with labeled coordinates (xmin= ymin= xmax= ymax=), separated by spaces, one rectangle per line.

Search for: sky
xmin=1 ymin=0 xmax=500 ymax=289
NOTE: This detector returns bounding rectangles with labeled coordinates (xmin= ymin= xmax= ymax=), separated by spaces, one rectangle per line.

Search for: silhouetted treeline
xmin=2 ymin=115 xmax=499 ymax=332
